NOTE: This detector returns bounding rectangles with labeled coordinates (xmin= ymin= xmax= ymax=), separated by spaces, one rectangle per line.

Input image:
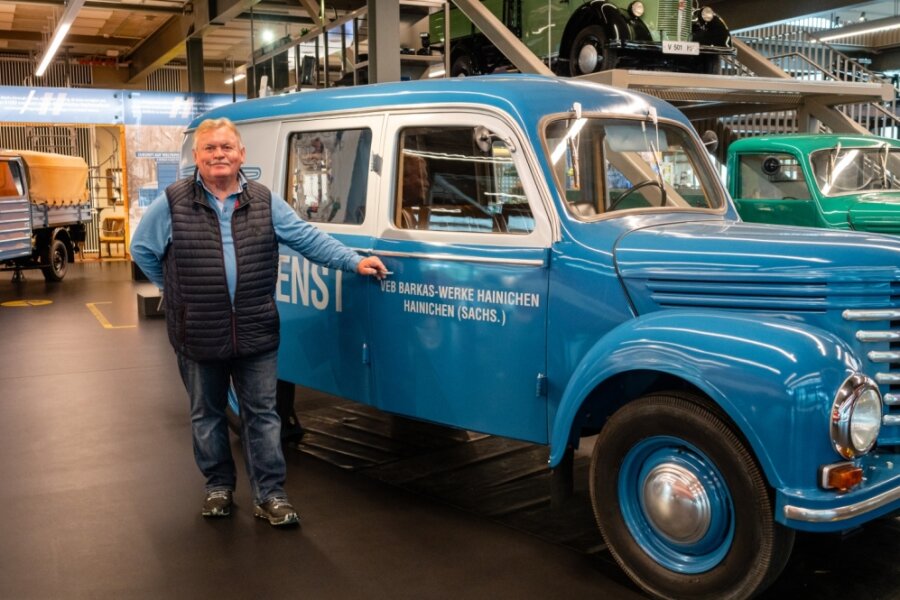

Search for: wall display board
xmin=0 ymin=85 xmax=242 ymax=249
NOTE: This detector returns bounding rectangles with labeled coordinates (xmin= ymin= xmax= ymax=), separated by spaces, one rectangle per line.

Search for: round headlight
xmin=629 ymin=1 xmax=645 ymax=18
xmin=831 ymin=373 xmax=882 ymax=459
xmin=851 ymin=387 xmax=882 ymax=452
xmin=700 ymin=6 xmax=715 ymax=22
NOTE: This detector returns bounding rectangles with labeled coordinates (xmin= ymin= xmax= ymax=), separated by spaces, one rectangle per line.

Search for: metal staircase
xmin=727 ymin=23 xmax=900 ymax=137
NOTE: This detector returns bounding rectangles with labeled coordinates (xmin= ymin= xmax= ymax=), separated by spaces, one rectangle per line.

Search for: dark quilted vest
xmin=163 ymin=176 xmax=279 ymax=361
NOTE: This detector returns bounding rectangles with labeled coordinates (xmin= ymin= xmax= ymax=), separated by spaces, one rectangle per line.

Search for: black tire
xmin=568 ymin=25 xmax=617 ymax=76
xmin=590 ymin=392 xmax=794 ymax=600
xmin=41 ymin=238 xmax=68 ymax=282
xmin=702 ymin=55 xmax=722 ymax=75
xmin=450 ymin=52 xmax=475 ymax=77
xmin=226 ymin=380 xmax=305 ymax=444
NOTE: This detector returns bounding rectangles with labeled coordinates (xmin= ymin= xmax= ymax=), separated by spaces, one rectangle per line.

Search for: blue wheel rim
xmin=618 ymin=435 xmax=734 ymax=574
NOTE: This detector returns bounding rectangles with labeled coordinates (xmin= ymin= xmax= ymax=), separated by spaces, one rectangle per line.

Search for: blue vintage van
xmin=184 ymin=75 xmax=900 ymax=599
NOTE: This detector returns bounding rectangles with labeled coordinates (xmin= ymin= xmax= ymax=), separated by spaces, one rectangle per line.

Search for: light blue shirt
xmin=130 ymin=174 xmax=362 ymax=301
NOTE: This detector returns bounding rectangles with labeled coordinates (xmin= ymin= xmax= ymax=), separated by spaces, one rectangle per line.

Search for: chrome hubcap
xmin=641 ymin=463 xmax=711 ymax=544
xmin=577 ymin=44 xmax=599 ymax=73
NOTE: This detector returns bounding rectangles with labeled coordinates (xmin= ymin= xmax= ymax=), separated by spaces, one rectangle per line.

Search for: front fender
xmin=562 ymin=2 xmax=631 ymax=47
xmin=692 ymin=11 xmax=731 ymax=48
xmin=549 ymin=310 xmax=861 ymax=491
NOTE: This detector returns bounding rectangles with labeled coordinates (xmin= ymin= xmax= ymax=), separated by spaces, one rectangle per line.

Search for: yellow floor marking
xmin=86 ymin=302 xmax=136 ymax=329
xmin=1 ymin=299 xmax=53 ymax=307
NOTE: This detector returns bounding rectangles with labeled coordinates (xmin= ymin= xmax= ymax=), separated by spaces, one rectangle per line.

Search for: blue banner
xmin=0 ymin=87 xmax=122 ymax=124
xmin=124 ymin=91 xmax=238 ymax=126
xmin=0 ymin=85 xmax=241 ymax=126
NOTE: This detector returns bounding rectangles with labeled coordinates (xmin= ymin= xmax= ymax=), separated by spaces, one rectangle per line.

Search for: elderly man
xmin=131 ymin=118 xmax=386 ymax=527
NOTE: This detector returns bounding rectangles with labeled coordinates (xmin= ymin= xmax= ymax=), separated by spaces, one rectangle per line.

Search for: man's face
xmin=193 ymin=126 xmax=246 ymax=184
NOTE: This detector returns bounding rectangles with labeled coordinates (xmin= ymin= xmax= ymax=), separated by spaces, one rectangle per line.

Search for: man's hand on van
xmin=357 ymin=256 xmax=390 ymax=280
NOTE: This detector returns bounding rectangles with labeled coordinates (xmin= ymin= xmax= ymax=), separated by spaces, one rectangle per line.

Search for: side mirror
xmin=701 ymin=130 xmax=719 ymax=153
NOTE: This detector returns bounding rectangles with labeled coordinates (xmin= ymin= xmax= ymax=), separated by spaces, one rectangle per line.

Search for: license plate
xmin=662 ymin=40 xmax=699 ymax=55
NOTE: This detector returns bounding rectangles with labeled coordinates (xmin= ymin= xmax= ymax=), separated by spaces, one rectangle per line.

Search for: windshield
xmin=810 ymin=145 xmax=900 ymax=197
xmin=545 ymin=117 xmax=724 ymax=219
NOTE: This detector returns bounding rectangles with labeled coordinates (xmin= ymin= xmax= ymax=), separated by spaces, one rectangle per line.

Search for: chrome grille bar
xmin=843 ymin=309 xmax=900 ymax=321
xmin=857 ymin=331 xmax=900 ymax=342
xmin=843 ymin=303 xmax=900 ymax=435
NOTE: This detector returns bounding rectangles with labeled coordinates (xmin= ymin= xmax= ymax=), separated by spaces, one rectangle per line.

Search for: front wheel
xmin=590 ymin=393 xmax=794 ymax=600
xmin=701 ymin=54 xmax=722 ymax=75
xmin=450 ymin=52 xmax=476 ymax=77
xmin=41 ymin=238 xmax=68 ymax=282
xmin=568 ymin=25 xmax=617 ymax=76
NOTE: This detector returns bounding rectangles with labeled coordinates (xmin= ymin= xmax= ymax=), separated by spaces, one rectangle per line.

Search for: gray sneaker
xmin=202 ymin=489 xmax=233 ymax=517
xmin=254 ymin=496 xmax=300 ymax=527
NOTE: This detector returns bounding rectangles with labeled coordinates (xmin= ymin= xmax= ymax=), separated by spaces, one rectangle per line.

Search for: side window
xmin=395 ymin=126 xmax=534 ymax=234
xmin=0 ymin=161 xmax=24 ymax=198
xmin=285 ymin=129 xmax=372 ymax=224
xmin=739 ymin=153 xmax=811 ymax=200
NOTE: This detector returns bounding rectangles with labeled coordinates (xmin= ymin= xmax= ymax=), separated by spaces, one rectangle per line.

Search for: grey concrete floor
xmin=0 ymin=260 xmax=639 ymax=600
xmin=2 ymin=259 xmax=900 ymax=600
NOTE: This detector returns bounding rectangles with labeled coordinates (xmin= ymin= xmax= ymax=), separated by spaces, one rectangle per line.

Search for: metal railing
xmin=732 ymin=23 xmax=899 ymax=137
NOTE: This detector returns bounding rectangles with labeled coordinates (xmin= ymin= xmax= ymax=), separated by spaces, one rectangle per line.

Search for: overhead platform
xmin=439 ymin=3 xmax=893 ymax=136
xmin=584 ymin=70 xmax=894 ymax=120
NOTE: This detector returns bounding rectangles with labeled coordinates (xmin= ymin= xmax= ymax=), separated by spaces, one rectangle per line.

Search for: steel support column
xmin=186 ymin=37 xmax=205 ymax=94
xmin=367 ymin=0 xmax=400 ymax=84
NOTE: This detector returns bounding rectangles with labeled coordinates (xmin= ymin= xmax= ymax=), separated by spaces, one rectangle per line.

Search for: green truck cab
xmin=728 ymin=134 xmax=900 ymax=234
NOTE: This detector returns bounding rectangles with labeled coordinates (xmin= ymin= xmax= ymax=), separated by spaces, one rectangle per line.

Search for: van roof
xmin=187 ymin=74 xmax=689 ymax=132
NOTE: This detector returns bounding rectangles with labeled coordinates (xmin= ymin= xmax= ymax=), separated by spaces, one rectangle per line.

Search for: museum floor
xmin=1 ymin=260 xmax=898 ymax=599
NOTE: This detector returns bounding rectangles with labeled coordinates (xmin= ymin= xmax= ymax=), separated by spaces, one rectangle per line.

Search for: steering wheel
xmin=608 ymin=180 xmax=666 ymax=212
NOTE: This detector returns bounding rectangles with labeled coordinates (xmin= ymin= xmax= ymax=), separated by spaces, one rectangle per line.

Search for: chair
xmin=99 ymin=208 xmax=126 ymax=258
xmin=398 ymin=153 xmax=431 ymax=230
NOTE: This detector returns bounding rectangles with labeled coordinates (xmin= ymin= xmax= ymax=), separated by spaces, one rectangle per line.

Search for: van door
xmin=368 ymin=112 xmax=553 ymax=443
xmin=274 ymin=116 xmax=383 ymax=404
xmin=733 ymin=152 xmax=820 ymax=227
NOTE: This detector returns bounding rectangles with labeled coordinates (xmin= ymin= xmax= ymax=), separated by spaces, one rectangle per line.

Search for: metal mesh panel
xmin=146 ymin=67 xmax=183 ymax=92
xmin=0 ymin=54 xmax=92 ymax=87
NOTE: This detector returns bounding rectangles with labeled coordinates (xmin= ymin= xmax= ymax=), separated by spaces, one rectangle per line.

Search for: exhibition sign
xmin=0 ymin=85 xmax=239 ymax=126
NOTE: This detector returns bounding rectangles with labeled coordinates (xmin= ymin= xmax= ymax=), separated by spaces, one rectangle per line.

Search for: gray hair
xmin=192 ymin=118 xmax=244 ymax=151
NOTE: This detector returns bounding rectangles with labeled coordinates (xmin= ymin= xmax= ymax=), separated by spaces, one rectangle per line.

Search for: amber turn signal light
xmin=821 ymin=463 xmax=864 ymax=491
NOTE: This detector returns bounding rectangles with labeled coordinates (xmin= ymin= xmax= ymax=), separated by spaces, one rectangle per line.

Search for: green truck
xmin=728 ymin=134 xmax=900 ymax=235
xmin=430 ymin=0 xmax=733 ymax=76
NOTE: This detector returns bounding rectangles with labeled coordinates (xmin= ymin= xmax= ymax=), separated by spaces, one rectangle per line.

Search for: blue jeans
xmin=176 ymin=349 xmax=286 ymax=505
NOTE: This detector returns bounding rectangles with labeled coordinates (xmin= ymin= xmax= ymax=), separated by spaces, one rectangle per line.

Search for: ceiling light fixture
xmin=224 ymin=73 xmax=246 ymax=85
xmin=35 ymin=0 xmax=86 ymax=77
xmin=817 ymin=15 xmax=900 ymax=42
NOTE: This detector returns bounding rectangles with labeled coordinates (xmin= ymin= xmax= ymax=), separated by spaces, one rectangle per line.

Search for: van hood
xmin=846 ymin=193 xmax=900 ymax=235
xmin=614 ymin=220 xmax=900 ymax=315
